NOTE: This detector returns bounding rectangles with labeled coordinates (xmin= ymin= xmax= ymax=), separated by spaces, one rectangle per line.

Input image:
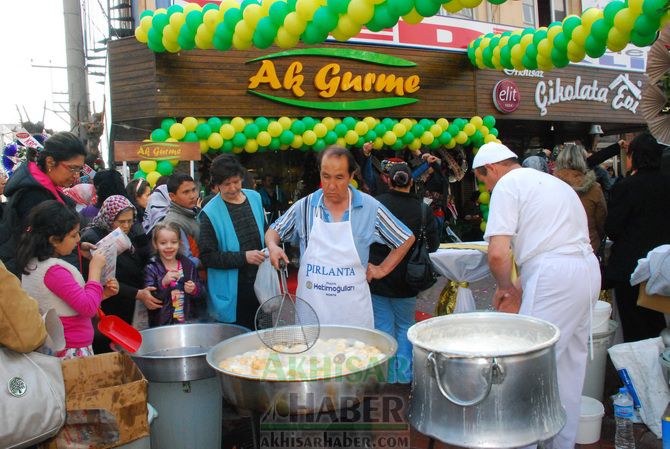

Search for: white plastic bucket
xmin=576 ymin=396 xmax=605 ymax=444
xmin=593 ymin=301 xmax=612 ymax=334
xmin=582 ymin=320 xmax=618 ymax=402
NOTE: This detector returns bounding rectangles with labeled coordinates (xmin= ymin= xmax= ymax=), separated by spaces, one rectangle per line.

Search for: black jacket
xmin=605 ymin=168 xmax=670 ymax=282
xmin=0 ymin=163 xmax=77 ymax=274
xmin=368 ymin=190 xmax=440 ymax=298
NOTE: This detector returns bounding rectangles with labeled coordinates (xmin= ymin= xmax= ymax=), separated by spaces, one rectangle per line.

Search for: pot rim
xmin=407 ymin=312 xmax=560 ymax=357
xmin=206 ymin=325 xmax=397 ymax=383
xmin=130 ymin=323 xmax=250 ymax=360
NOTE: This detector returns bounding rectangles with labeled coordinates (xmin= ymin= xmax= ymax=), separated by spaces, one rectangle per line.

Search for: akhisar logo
xmin=247 ymin=48 xmax=421 ymax=111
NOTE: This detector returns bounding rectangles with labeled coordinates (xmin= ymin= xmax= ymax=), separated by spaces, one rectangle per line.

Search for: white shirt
xmin=484 ymin=167 xmax=591 ymax=266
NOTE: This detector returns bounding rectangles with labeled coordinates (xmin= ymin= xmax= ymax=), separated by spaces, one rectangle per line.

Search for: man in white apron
xmin=266 ymin=146 xmax=415 ymax=329
xmin=473 ymin=142 xmax=601 ymax=449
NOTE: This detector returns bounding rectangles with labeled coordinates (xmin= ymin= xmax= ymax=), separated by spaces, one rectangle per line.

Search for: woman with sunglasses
xmin=1 ymin=132 xmax=87 ymax=274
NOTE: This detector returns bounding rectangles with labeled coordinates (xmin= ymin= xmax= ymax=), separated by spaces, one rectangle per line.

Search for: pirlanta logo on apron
xmin=305 ymin=263 xmax=356 ymax=296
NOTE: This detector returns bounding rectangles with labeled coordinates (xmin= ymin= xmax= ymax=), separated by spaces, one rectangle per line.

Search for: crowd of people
xmin=1 ymin=129 xmax=669 ymax=449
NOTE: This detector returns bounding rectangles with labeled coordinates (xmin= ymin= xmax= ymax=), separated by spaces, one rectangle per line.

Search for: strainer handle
xmin=427 ymin=352 xmax=500 ymax=407
xmin=278 ymin=260 xmax=289 ymax=295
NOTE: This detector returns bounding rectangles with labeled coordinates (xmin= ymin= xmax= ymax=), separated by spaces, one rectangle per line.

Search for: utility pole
xmin=63 ymin=0 xmax=90 ymax=142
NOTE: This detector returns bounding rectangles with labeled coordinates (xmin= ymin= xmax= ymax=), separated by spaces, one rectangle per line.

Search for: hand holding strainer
xmin=254 ymin=261 xmax=320 ymax=354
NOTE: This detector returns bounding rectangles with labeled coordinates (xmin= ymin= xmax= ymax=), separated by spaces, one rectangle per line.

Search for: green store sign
xmin=246 ymin=48 xmax=420 ymax=111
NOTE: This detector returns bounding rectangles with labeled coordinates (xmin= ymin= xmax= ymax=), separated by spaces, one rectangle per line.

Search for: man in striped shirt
xmin=266 ymin=146 xmax=415 ymax=328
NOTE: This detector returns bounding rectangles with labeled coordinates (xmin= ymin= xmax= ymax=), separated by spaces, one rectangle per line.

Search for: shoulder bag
xmin=405 ymin=203 xmax=438 ymax=291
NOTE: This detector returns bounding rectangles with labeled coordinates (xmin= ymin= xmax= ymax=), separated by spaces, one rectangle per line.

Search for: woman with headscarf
xmin=554 ymin=143 xmax=607 ymax=253
xmin=81 ymin=195 xmax=160 ymax=353
xmin=79 ymin=169 xmax=128 ymax=222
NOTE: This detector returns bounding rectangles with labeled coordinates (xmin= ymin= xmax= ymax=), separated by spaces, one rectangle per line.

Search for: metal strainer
xmin=254 ymin=261 xmax=320 ymax=354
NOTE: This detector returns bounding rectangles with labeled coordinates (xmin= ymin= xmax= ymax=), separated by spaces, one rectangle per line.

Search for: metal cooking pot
xmin=407 ymin=313 xmax=565 ymax=448
xmin=129 ymin=323 xmax=248 ymax=382
xmin=206 ymin=325 xmax=397 ymax=414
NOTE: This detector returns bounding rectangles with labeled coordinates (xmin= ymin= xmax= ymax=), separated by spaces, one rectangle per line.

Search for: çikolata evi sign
xmin=534 ymin=74 xmax=641 ymax=117
xmin=246 ymin=48 xmax=420 ymax=111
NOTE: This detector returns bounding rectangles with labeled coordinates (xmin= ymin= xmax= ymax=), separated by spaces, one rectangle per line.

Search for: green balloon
xmin=324 ymin=131 xmax=338 ymax=145
xmin=643 ymin=0 xmax=667 ymax=19
xmin=525 ymin=43 xmax=538 ymax=60
xmin=402 ymin=132 xmax=415 ymax=145
xmin=270 ymin=138 xmax=281 ymax=150
xmin=412 ymin=124 xmax=425 ymax=136
xmin=196 ymin=123 xmax=212 ymax=139
xmin=270 ymin=2 xmax=290 ymax=27
xmin=178 ymin=26 xmax=196 ymax=50
xmin=302 ymin=117 xmax=316 ymax=129
xmin=291 ymin=120 xmax=306 ymax=134
xmin=156 ymin=160 xmax=174 ymax=176
xmin=391 ymin=140 xmax=404 ymax=151
xmin=203 ymin=3 xmax=219 ymax=12
xmin=254 ymin=18 xmax=278 ymax=49
xmin=374 ymin=4 xmax=399 ymax=29
xmin=488 ymin=0 xmax=506 ymax=5
xmin=327 ymin=0 xmax=350 ymax=14
xmin=280 ymin=130 xmax=295 ymax=144
xmin=604 ymin=1 xmax=626 ymax=25
xmin=222 ymin=141 xmax=234 ymax=153
xmin=342 ymin=117 xmax=357 ymax=129
xmin=134 ymin=170 xmax=147 ymax=180
xmin=439 ymin=132 xmax=452 ymax=144
xmin=224 ymin=8 xmax=243 ymax=30
xmin=562 ymin=16 xmax=582 ymax=39
xmin=313 ymin=139 xmax=326 ymax=152
xmin=447 ymin=124 xmax=459 ymax=135
xmin=255 ymin=117 xmax=270 ymax=131
xmin=161 ymin=118 xmax=176 ymax=132
xmin=482 ymin=46 xmax=494 ymax=68
xmin=152 ymin=13 xmax=169 ymax=31
xmin=429 ymin=140 xmax=440 ymax=150
xmin=585 ymin=35 xmax=607 ymax=57
xmin=334 ymin=123 xmax=348 ymax=137
xmin=522 ymin=27 xmax=535 ymax=35
xmin=500 ymin=46 xmax=513 ymax=68
xmin=388 ymin=0 xmax=414 ymax=16
xmin=415 ymin=0 xmax=440 ymax=17
xmin=382 ymin=118 xmax=395 ymax=128
xmin=184 ymin=131 xmax=198 ymax=142
xmin=186 ymin=10 xmax=203 ymax=33
xmin=233 ymin=133 xmax=247 ymax=147
xmin=151 ymin=128 xmax=168 ymax=142
xmin=167 ymin=4 xmax=183 ymax=16
xmin=483 ymin=115 xmax=496 ymax=128
xmin=241 ymin=0 xmax=259 ymax=9
xmin=634 ymin=14 xmax=660 ymax=36
xmin=302 ymin=23 xmax=329 ymax=44
xmin=590 ymin=19 xmax=610 ymax=43
xmin=508 ymin=34 xmax=521 ymax=47
xmin=148 ymin=28 xmax=163 ymax=46
xmin=244 ymin=123 xmax=260 ymax=139
xmin=364 ymin=130 xmax=377 ymax=142
xmin=208 ymin=117 xmax=223 ymax=131
xmin=357 ymin=137 xmax=365 ymax=147
xmin=551 ymin=48 xmax=569 ymax=67
xmin=553 ymin=33 xmax=568 ymax=51
xmin=313 ymin=7 xmax=339 ymax=33
xmin=532 ymin=29 xmax=547 ymax=46
xmin=630 ymin=30 xmax=658 ymax=47
xmin=140 ymin=10 xmax=154 ymax=19
xmin=490 ymin=127 xmax=499 ymax=137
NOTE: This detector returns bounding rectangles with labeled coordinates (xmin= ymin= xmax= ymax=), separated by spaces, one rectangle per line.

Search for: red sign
xmin=492 ymin=79 xmax=520 ymax=114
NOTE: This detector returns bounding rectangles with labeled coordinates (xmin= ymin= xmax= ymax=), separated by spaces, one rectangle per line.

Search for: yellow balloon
xmin=243 ymin=4 xmax=263 ymax=26
xmin=336 ymin=137 xmax=346 ymax=147
xmin=140 ymin=16 xmax=153 ymax=32
xmin=446 ymin=139 xmax=456 ymax=149
xmin=276 ymin=27 xmax=300 ymax=48
xmin=284 ymin=12 xmax=307 ymax=35
xmin=436 ymin=118 xmax=449 ymax=130
xmin=520 ymin=34 xmax=533 ymax=48
xmin=330 ymin=28 xmax=349 ymax=41
xmin=169 ymin=12 xmax=186 ymax=29
xmin=400 ymin=118 xmax=413 ymax=129
xmin=480 ymin=221 xmax=487 ymax=233
xmin=268 ymin=121 xmax=283 ymax=137
xmin=350 ymin=179 xmax=358 ymax=189
xmin=463 ymin=123 xmax=476 ymax=136
xmin=257 ymin=131 xmax=272 ymax=147
xmin=135 ymin=27 xmax=148 ymax=43
xmin=409 ymin=139 xmax=421 ymax=151
xmin=392 ymin=123 xmax=407 ymax=137
xmin=166 ymin=137 xmax=178 ymax=142
xmin=460 ymin=0 xmax=482 ymax=8
xmin=348 ymin=0 xmax=375 ymax=24
xmin=373 ymin=137 xmax=384 ymax=150
xmin=480 ymin=38 xmax=491 ymax=49
xmin=195 ymin=33 xmax=213 ymax=49
xmin=613 ymin=8 xmax=636 ymax=33
xmin=245 ymin=140 xmax=259 ymax=153
xmin=363 ymin=116 xmax=377 ymax=129
xmin=139 ymin=160 xmax=157 ymax=173
xmin=567 ymin=41 xmax=586 ymax=62
xmin=169 ymin=123 xmax=187 ymax=140
xmin=199 ymin=139 xmax=209 ymax=154
xmin=146 ymin=171 xmax=161 ymax=187
xmin=420 ymin=132 xmax=434 ymax=145
xmin=235 ymin=20 xmax=254 ymax=42
xmin=278 ymin=116 xmax=292 ymax=129
xmin=162 ymin=24 xmax=179 ymax=42
xmin=169 ymin=158 xmax=179 ymax=167
xmin=430 ymin=124 xmax=443 ymax=137
xmin=547 ymin=25 xmax=562 ymax=43
xmin=303 ymin=130 xmax=317 ymax=145
xmin=232 ymin=34 xmax=252 ymax=50
xmin=511 ymin=44 xmax=524 ymax=62
xmin=183 ymin=3 xmax=202 ymax=14
xmin=291 ymin=135 xmax=304 ymax=149
xmin=204 ymin=9 xmax=220 ymax=30
xmin=220 ymin=124 xmax=235 ymax=140
xmin=480 ymin=127 xmax=489 ymax=137
xmin=455 ymin=131 xmax=468 ymax=144
xmin=345 ymin=130 xmax=359 ymax=145
xmin=354 ymin=121 xmax=369 ymax=135
xmin=402 ymin=8 xmax=423 ymax=24
xmin=182 ymin=116 xmax=198 ymax=132
xmin=484 ymin=133 xmax=498 ymax=143
xmin=322 ymin=117 xmax=336 ymax=130
xmin=470 ymin=116 xmax=483 ymax=128
xmin=443 ymin=0 xmax=462 ymax=14
xmin=208 ymin=133 xmax=224 ymax=149
xmin=571 ymin=25 xmax=588 ymax=46
xmin=581 ymin=8 xmax=604 ymax=30
xmin=478 ymin=191 xmax=490 ymax=204
xmin=537 ymin=39 xmax=552 ymax=58
xmin=627 ymin=0 xmax=642 ymax=13
xmin=219 ymin=0 xmax=238 ymax=17
xmin=296 ymin=0 xmax=319 ymax=21
xmin=607 ymin=28 xmax=629 ymax=52
xmin=313 ymin=123 xmax=328 ymax=138
xmin=383 ymin=131 xmax=397 ymax=145
xmin=336 ymin=15 xmax=360 ymax=37
xmin=231 ymin=117 xmax=246 ymax=132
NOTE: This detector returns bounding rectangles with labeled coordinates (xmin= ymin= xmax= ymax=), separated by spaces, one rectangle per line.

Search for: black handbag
xmin=405 ymin=204 xmax=437 ymax=291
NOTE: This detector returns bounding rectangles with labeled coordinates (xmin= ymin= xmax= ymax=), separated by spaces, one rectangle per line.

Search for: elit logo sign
xmin=493 ymin=79 xmax=521 ymax=114
xmin=246 ymin=48 xmax=420 ymax=111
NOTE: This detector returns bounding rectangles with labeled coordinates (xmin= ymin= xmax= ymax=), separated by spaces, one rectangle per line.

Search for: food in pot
xmin=424 ymin=333 xmax=536 ymax=354
xmin=219 ymin=338 xmax=386 ymax=380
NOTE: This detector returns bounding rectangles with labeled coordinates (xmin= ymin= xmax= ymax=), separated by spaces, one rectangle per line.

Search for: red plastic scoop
xmin=97 ymin=309 xmax=142 ymax=353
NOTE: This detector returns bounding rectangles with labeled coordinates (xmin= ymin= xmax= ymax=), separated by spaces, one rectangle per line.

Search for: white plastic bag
xmin=608 ymin=337 xmax=670 ymax=438
xmin=254 ymin=249 xmax=281 ymax=305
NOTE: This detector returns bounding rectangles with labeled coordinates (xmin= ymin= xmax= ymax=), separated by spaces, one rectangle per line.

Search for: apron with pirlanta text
xmin=296 ymin=193 xmax=374 ymax=328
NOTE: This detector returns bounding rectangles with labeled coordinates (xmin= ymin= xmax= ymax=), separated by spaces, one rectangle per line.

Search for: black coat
xmin=605 ymin=168 xmax=670 ymax=282
xmin=368 ymin=190 xmax=440 ymax=298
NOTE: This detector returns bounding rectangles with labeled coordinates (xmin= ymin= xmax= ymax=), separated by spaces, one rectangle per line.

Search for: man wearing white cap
xmin=473 ymin=142 xmax=601 ymax=449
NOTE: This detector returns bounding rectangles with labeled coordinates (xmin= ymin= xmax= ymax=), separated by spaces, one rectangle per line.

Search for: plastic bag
xmin=608 ymin=337 xmax=670 ymax=438
xmin=254 ymin=249 xmax=281 ymax=305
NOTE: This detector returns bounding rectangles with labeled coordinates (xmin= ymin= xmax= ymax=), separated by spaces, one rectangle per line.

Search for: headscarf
xmin=90 ymin=195 xmax=136 ymax=232
xmin=63 ymin=183 xmax=97 ymax=207
xmin=522 ymin=155 xmax=549 ymax=173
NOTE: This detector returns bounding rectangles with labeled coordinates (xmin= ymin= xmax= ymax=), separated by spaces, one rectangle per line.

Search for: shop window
xmin=522 ymin=0 xmax=536 ymax=25
xmin=536 ymin=0 xmax=552 ymax=26
xmin=553 ymin=0 xmax=566 ymax=21
xmin=437 ymin=6 xmax=475 ymax=19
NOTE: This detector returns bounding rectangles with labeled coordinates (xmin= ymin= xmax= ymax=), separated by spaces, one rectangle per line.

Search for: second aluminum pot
xmin=407 ymin=312 xmax=566 ymax=448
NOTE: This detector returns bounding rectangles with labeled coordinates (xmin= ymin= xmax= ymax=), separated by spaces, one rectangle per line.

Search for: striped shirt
xmin=270 ymin=186 xmax=412 ymax=267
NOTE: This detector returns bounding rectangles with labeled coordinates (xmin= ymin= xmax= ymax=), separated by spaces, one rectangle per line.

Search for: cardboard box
xmin=637 ymin=281 xmax=670 ymax=314
xmin=41 ymin=352 xmax=149 ymax=449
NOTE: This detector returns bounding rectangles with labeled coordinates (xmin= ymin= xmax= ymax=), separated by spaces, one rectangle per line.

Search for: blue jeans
xmin=371 ymin=294 xmax=415 ymax=384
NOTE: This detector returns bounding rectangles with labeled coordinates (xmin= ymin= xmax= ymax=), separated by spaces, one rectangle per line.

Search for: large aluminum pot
xmin=207 ymin=325 xmax=397 ymax=414
xmin=407 ymin=312 xmax=565 ymax=448
xmin=129 ymin=323 xmax=248 ymax=382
